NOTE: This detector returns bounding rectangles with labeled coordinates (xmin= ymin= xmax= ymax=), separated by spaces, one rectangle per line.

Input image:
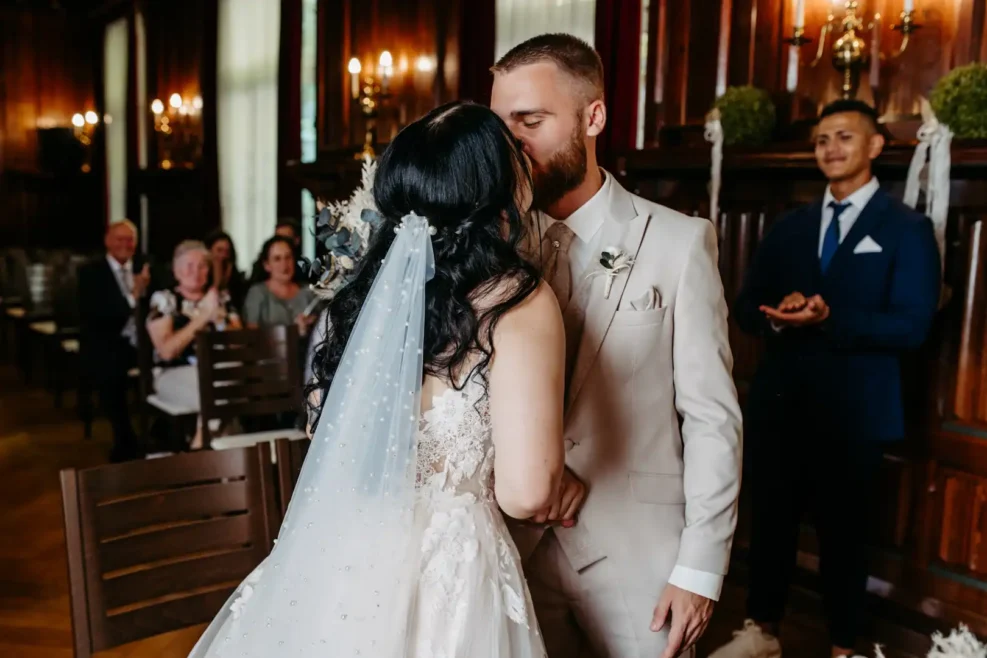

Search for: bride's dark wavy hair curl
xmin=305 ymin=101 xmax=540 ymax=426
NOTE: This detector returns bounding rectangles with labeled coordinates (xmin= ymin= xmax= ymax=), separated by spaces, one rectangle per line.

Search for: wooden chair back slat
xmin=196 ymin=326 xmax=302 ymax=443
xmin=101 ymin=547 xmax=258 ymax=610
xmin=103 ymin=587 xmax=234 ymax=649
xmin=211 ymin=362 xmax=287 ymax=381
xmin=100 ymin=514 xmax=254 ymax=573
xmin=60 ymin=446 xmax=279 ymax=657
xmin=208 ymin=381 xmax=296 ymax=401
xmin=83 ymin=448 xmax=255 ymax=498
xmin=93 ymin=479 xmax=251 ymax=537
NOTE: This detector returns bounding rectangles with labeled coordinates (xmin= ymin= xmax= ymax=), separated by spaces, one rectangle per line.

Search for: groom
xmin=492 ymin=34 xmax=743 ymax=658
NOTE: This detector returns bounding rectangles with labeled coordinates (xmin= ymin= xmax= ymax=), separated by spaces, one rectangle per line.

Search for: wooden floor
xmin=0 ymin=359 xmax=926 ymax=658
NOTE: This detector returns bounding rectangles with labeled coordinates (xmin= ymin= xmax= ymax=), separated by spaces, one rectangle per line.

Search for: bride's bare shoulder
xmin=487 ymin=279 xmax=563 ymax=339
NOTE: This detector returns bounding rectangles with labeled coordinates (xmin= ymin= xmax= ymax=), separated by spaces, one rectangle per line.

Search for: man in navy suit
xmin=711 ymin=100 xmax=941 ymax=658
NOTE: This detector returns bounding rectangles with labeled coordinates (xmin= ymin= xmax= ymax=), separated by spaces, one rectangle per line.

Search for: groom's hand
xmin=531 ymin=467 xmax=586 ymax=526
xmin=651 ymin=584 xmax=714 ymax=658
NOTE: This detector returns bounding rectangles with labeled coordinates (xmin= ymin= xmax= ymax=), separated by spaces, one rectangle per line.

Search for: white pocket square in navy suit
xmin=853 ymin=236 xmax=883 ymax=254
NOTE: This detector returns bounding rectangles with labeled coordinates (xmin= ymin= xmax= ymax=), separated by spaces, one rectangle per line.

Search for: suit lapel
xmin=799 ymin=201 xmax=825 ymax=288
xmin=566 ymin=211 xmax=650 ymax=409
xmin=825 ymin=189 xmax=890 ymax=278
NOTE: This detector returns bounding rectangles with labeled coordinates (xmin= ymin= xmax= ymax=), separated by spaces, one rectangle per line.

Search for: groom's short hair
xmin=492 ymin=34 xmax=604 ymax=104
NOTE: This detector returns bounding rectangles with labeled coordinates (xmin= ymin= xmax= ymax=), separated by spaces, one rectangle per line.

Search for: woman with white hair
xmin=147 ymin=240 xmax=242 ymax=449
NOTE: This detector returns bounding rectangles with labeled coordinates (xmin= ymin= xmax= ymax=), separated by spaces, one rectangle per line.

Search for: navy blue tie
xmin=820 ymin=201 xmax=850 ymax=273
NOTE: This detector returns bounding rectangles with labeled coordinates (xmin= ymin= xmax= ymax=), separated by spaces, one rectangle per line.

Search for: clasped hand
xmin=759 ymin=291 xmax=830 ymax=327
xmin=531 ymin=467 xmax=586 ymax=528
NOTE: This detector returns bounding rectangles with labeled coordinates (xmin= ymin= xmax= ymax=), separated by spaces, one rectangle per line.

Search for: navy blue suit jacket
xmin=734 ymin=188 xmax=941 ymax=441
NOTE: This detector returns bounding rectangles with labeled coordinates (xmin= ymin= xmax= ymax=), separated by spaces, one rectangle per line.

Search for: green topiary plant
xmin=712 ymin=86 xmax=776 ymax=147
xmin=930 ymin=63 xmax=987 ymax=138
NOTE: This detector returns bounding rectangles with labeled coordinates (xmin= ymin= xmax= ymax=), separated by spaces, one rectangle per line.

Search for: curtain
xmin=595 ymin=0 xmax=641 ymax=157
xmin=300 ymin=0 xmax=318 ymax=261
xmin=495 ymin=0 xmax=596 ymax=60
xmin=217 ymin=0 xmax=281 ymax=272
xmin=104 ymin=17 xmax=128 ymax=225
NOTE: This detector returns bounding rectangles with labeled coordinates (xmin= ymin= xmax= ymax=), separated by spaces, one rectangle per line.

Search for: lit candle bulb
xmin=379 ymin=50 xmax=393 ymax=94
xmin=348 ymin=57 xmax=361 ymax=100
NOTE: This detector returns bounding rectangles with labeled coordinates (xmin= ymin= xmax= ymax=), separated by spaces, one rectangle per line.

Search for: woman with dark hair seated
xmin=204 ymin=229 xmax=247 ymax=309
xmin=190 ymin=101 xmax=564 ymax=657
xmin=242 ymin=235 xmax=316 ymax=336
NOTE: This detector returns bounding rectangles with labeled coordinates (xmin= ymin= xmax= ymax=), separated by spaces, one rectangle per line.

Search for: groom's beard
xmin=532 ymin=123 xmax=588 ymax=213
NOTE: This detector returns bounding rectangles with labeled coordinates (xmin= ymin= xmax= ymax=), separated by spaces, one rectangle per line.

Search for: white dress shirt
xmin=536 ymin=171 xmax=723 ymax=601
xmin=106 ymin=254 xmax=137 ymax=344
xmin=818 ymin=176 xmax=880 ymax=256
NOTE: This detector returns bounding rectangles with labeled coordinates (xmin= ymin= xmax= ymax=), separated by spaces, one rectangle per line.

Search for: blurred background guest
xmin=146 ymin=240 xmax=241 ymax=450
xmin=274 ymin=217 xmax=302 ymax=251
xmin=78 ymin=220 xmax=151 ymax=462
xmin=205 ymin=229 xmax=247 ymax=309
xmin=243 ymin=235 xmax=316 ymax=337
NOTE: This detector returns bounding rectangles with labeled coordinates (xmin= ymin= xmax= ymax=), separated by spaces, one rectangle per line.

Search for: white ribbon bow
xmin=904 ymin=98 xmax=952 ymax=270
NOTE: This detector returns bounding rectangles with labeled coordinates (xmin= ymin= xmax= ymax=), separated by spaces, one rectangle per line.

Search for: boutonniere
xmin=587 ymin=247 xmax=635 ymax=299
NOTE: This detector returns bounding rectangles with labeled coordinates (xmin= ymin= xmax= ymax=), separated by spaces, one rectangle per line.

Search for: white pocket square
xmin=853 ymin=236 xmax=883 ymax=254
xmin=629 ymin=287 xmax=660 ymax=311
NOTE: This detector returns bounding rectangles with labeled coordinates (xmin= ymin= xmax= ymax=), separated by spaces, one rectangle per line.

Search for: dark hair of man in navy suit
xmin=719 ymin=100 xmax=941 ymax=657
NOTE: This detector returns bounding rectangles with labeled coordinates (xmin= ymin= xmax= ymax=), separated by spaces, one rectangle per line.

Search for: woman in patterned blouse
xmin=146 ymin=240 xmax=241 ymax=449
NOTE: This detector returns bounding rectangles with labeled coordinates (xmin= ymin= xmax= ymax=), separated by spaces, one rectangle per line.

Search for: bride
xmin=189 ymin=101 xmax=565 ymax=657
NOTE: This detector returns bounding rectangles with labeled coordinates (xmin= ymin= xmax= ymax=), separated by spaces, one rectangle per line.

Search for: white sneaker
xmin=708 ymin=619 xmax=782 ymax=658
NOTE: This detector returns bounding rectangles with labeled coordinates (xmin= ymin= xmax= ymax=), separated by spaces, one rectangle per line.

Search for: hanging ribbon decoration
xmin=704 ymin=109 xmax=724 ymax=227
xmin=904 ymin=98 xmax=952 ymax=273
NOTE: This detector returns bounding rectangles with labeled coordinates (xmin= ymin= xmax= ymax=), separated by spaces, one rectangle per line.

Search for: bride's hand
xmin=531 ymin=467 xmax=586 ymax=526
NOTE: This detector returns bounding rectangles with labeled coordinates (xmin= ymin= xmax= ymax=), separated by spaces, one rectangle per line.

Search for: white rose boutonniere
xmin=587 ymin=247 xmax=635 ymax=299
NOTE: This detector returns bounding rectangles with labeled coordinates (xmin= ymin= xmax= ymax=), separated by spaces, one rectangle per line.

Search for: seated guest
xmin=146 ymin=240 xmax=242 ymax=450
xmin=714 ymin=100 xmax=941 ymax=658
xmin=274 ymin=217 xmax=302 ymax=250
xmin=79 ymin=220 xmax=151 ymax=462
xmin=243 ymin=236 xmax=316 ymax=337
xmin=205 ymin=229 xmax=247 ymax=309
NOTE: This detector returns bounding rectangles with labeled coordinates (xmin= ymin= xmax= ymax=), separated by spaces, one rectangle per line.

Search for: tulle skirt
xmin=189 ymin=493 xmax=546 ymax=658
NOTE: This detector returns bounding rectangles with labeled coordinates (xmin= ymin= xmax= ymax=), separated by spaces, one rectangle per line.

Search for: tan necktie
xmin=542 ymin=221 xmax=576 ymax=312
xmin=540 ymin=221 xmax=583 ymax=388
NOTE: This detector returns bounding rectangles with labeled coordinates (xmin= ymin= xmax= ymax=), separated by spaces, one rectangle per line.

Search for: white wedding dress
xmin=188 ymin=213 xmax=545 ymax=658
xmin=406 ymin=371 xmax=546 ymax=657
xmin=190 ymin=372 xmax=546 ymax=658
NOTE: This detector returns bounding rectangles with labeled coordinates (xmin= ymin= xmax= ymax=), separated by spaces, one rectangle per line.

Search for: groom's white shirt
xmin=534 ymin=171 xmax=732 ymax=601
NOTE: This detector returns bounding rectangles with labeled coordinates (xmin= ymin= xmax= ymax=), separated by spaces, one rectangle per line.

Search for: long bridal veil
xmin=189 ymin=213 xmax=435 ymax=657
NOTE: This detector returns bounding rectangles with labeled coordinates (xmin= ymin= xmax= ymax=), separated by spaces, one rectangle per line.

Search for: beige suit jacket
xmin=512 ymin=177 xmax=743 ymax=599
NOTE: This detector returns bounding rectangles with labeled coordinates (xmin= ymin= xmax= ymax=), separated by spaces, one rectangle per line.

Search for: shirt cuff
xmin=668 ymin=565 xmax=724 ymax=601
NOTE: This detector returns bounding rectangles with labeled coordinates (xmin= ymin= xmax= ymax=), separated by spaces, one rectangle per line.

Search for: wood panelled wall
xmin=0 ymin=5 xmax=102 ymax=250
xmin=646 ymin=0 xmax=987 ymax=141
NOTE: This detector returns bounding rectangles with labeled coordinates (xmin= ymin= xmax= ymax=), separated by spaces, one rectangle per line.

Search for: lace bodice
xmin=416 ymin=372 xmax=494 ymax=502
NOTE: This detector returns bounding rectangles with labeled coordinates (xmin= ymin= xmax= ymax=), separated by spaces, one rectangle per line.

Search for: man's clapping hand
xmin=759 ymin=292 xmax=830 ymax=327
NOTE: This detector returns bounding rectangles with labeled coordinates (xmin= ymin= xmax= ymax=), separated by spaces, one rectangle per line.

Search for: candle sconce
xmin=70 ymin=111 xmax=101 ymax=172
xmin=346 ymin=50 xmax=436 ymax=160
xmin=786 ymin=1 xmax=922 ymax=99
xmin=149 ymin=92 xmax=203 ymax=169
xmin=347 ymin=52 xmax=395 ymax=161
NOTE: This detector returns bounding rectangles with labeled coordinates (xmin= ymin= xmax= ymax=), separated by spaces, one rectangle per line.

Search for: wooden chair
xmin=59 ymin=446 xmax=280 ymax=658
xmin=197 ymin=326 xmax=307 ymax=456
xmin=274 ymin=437 xmax=311 ymax=516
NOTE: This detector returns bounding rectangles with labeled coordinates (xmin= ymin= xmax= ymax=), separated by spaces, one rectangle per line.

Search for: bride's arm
xmin=489 ymin=281 xmax=566 ymax=520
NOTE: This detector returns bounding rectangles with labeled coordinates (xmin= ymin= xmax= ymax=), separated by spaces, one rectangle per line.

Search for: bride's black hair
xmin=305 ymin=101 xmax=540 ymax=426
